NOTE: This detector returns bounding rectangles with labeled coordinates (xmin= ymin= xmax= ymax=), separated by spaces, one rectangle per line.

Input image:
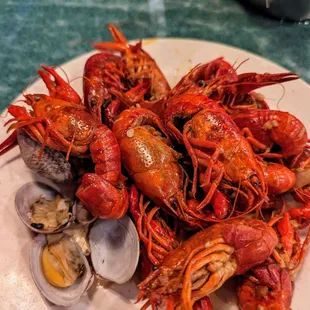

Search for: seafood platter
xmin=1 ymin=24 xmax=310 ymax=309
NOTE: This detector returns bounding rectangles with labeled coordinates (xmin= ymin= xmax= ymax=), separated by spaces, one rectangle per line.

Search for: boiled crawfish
xmin=237 ymin=263 xmax=292 ymax=310
xmin=138 ymin=218 xmax=278 ymax=310
xmin=92 ymin=24 xmax=170 ymax=111
xmin=83 ymin=51 xmax=127 ymax=126
xmin=0 ymin=66 xmax=128 ymax=219
xmin=162 ymin=90 xmax=268 ymax=213
xmin=238 ymin=204 xmax=310 ymax=310
xmin=166 ymin=58 xmax=298 ymax=113
xmin=232 ymin=110 xmax=308 ymax=158
xmin=113 ymin=107 xmax=228 ymax=226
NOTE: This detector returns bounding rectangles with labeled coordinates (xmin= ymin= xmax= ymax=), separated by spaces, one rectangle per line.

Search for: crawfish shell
xmin=17 ymin=130 xmax=74 ymax=183
xmin=30 ymin=234 xmax=94 ymax=306
xmin=15 ymin=182 xmax=73 ymax=234
xmin=89 ymin=216 xmax=139 ymax=284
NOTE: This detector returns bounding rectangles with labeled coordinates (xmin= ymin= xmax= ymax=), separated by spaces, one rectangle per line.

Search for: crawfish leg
xmin=183 ymin=124 xmax=217 ymax=198
xmin=290 ymin=227 xmax=310 ymax=276
xmin=181 ymin=244 xmax=235 ymax=309
xmin=103 ymin=99 xmax=121 ymax=129
xmin=240 ymin=127 xmax=268 ymax=150
xmin=8 ymin=115 xmax=64 ymax=152
xmin=167 ymin=120 xmax=183 ymax=144
xmin=136 ymin=195 xmax=169 ymax=266
xmin=194 ymin=149 xmax=226 ymax=212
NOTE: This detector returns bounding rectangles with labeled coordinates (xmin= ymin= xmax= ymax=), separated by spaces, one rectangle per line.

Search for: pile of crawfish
xmin=2 ymin=24 xmax=310 ymax=310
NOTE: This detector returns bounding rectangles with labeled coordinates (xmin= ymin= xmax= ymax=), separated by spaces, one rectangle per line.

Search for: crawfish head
xmin=163 ymin=93 xmax=219 ymax=142
xmin=184 ymin=109 xmax=267 ymax=208
xmin=138 ymin=218 xmax=278 ymax=309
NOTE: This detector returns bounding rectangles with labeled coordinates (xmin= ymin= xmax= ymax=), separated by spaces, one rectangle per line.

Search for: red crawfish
xmin=269 ymin=204 xmax=310 ymax=275
xmin=93 ymin=24 xmax=170 ymax=110
xmin=237 ymin=263 xmax=292 ymax=310
xmin=138 ymin=218 xmax=278 ymax=310
xmin=238 ymin=204 xmax=310 ymax=310
xmin=83 ymin=51 xmax=128 ymax=127
xmin=232 ymin=110 xmax=308 ymax=158
xmin=113 ymin=107 xmax=229 ymax=226
xmin=0 ymin=68 xmax=128 ymax=219
xmin=177 ymin=98 xmax=268 ymax=208
xmin=166 ymin=58 xmax=298 ymax=110
xmin=162 ymin=91 xmax=268 ymax=214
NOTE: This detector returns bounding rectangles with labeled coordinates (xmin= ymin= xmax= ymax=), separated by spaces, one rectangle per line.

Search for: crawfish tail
xmin=83 ymin=52 xmax=123 ymax=119
xmin=90 ymin=124 xmax=122 ymax=184
xmin=233 ymin=110 xmax=308 ymax=157
xmin=76 ymin=174 xmax=128 ymax=219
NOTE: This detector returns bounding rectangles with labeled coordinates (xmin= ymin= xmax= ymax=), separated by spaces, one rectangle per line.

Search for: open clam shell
xmin=30 ymin=234 xmax=94 ymax=307
xmin=15 ymin=182 xmax=74 ymax=234
xmin=89 ymin=215 xmax=139 ymax=284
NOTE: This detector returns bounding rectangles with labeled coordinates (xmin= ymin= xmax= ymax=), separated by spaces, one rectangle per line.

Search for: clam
xmin=30 ymin=234 xmax=93 ymax=306
xmin=17 ymin=130 xmax=74 ymax=183
xmin=15 ymin=182 xmax=74 ymax=234
xmin=89 ymin=215 xmax=139 ymax=284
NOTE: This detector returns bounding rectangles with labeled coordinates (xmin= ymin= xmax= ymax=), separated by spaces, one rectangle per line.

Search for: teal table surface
xmin=0 ymin=0 xmax=309 ymax=111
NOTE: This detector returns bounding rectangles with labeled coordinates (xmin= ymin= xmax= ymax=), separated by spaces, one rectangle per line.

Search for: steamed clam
xmin=15 ymin=182 xmax=74 ymax=233
xmin=30 ymin=234 xmax=93 ymax=306
xmin=17 ymin=182 xmax=140 ymax=305
xmin=89 ymin=215 xmax=139 ymax=284
xmin=42 ymin=235 xmax=85 ymax=287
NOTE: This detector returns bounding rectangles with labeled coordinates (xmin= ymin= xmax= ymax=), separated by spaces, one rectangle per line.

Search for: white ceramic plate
xmin=0 ymin=38 xmax=310 ymax=310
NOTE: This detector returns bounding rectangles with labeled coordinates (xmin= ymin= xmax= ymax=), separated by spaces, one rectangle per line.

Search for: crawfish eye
xmin=90 ymin=99 xmax=97 ymax=107
xmin=250 ymin=174 xmax=261 ymax=188
xmin=34 ymin=95 xmax=40 ymax=101
xmin=197 ymin=80 xmax=206 ymax=87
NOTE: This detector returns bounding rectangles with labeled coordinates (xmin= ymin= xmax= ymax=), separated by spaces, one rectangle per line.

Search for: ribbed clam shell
xmin=15 ymin=182 xmax=73 ymax=234
xmin=89 ymin=216 xmax=139 ymax=284
xmin=17 ymin=130 xmax=74 ymax=183
xmin=29 ymin=234 xmax=94 ymax=307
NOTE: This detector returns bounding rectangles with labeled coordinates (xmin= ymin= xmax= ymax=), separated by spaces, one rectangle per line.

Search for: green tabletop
xmin=0 ymin=0 xmax=309 ymax=111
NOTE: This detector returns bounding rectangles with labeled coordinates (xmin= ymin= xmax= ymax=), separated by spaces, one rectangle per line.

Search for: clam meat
xmin=30 ymin=234 xmax=93 ymax=306
xmin=15 ymin=182 xmax=73 ymax=234
xmin=42 ymin=236 xmax=85 ymax=288
xmin=31 ymin=195 xmax=71 ymax=230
